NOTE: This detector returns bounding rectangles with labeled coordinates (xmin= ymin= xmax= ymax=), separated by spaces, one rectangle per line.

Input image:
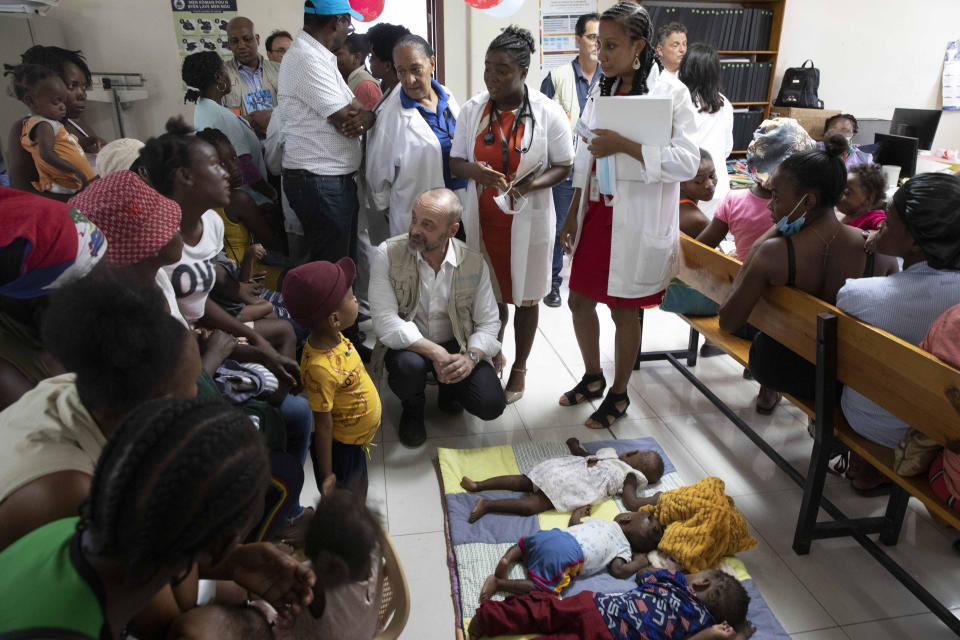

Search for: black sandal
xmin=562 ymin=373 xmax=607 ymax=406
xmin=587 ymin=390 xmax=630 ymax=429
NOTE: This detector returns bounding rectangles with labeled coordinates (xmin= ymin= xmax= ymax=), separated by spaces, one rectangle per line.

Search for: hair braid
xmin=84 ymin=397 xmax=269 ymax=579
xmin=599 ymin=2 xmax=662 ymax=96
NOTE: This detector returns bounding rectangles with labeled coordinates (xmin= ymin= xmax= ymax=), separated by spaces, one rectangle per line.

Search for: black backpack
xmin=775 ymin=59 xmax=824 ymax=109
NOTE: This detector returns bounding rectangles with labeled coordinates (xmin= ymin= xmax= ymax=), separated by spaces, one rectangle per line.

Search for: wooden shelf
xmin=732 ymin=101 xmax=769 ymax=106
xmin=730 ymin=150 xmax=748 ymax=155
xmin=717 ymin=51 xmax=777 ymax=55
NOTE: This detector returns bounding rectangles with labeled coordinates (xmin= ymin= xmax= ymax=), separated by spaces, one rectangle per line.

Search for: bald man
xmin=368 ymin=189 xmax=506 ymax=447
xmin=224 ymin=16 xmax=281 ymax=136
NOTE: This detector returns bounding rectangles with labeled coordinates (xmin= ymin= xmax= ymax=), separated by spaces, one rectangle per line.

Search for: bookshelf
xmin=643 ymin=0 xmax=787 ymax=155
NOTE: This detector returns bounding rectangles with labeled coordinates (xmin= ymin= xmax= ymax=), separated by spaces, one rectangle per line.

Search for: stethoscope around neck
xmin=482 ymin=86 xmax=536 ymax=174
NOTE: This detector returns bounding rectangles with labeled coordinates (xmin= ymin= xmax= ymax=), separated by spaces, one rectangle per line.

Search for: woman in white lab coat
xmin=365 ymin=35 xmax=464 ymax=239
xmin=679 ymin=42 xmax=734 ymax=218
xmin=450 ymin=26 xmax=574 ymax=404
xmin=557 ymin=2 xmax=699 ymax=428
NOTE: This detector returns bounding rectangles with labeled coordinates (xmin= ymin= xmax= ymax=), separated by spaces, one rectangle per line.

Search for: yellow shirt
xmin=301 ymin=334 xmax=381 ymax=445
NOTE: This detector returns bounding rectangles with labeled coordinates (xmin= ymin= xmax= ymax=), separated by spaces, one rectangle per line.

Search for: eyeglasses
xmin=271 ymin=46 xmax=288 ymax=54
xmin=582 ymin=34 xmax=599 ymax=41
xmin=338 ymin=13 xmax=355 ymax=34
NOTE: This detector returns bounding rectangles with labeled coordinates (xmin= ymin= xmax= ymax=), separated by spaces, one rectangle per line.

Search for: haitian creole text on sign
xmin=171 ymin=0 xmax=237 ymax=66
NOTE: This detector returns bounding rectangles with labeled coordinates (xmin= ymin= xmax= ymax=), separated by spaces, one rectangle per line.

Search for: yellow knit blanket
xmin=639 ymin=477 xmax=757 ymax=572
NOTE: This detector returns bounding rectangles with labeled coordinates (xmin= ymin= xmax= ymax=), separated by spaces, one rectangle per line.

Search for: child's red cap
xmin=281 ymin=257 xmax=355 ymax=328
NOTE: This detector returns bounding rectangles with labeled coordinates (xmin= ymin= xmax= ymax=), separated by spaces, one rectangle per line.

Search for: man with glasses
xmin=539 ymin=12 xmax=600 ymax=308
xmin=223 ymin=17 xmax=281 ymax=137
xmin=266 ymin=30 xmax=293 ymax=63
xmin=276 ymin=0 xmax=376 ymax=358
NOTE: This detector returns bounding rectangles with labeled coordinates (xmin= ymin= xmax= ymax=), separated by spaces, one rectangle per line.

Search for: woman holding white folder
xmin=557 ymin=2 xmax=699 ymax=428
xmin=450 ymin=26 xmax=574 ymax=404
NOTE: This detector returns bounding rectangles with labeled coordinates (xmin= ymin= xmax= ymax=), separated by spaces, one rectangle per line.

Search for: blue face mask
xmin=775 ymin=194 xmax=809 ymax=236
xmin=597 ymin=156 xmax=616 ymax=196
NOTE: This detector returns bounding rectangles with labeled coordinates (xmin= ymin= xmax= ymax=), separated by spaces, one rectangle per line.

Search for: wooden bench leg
xmin=793 ymin=313 xmax=839 ymax=555
xmin=633 ymin=308 xmax=645 ymax=370
xmin=687 ymin=328 xmax=699 ymax=367
xmin=879 ymin=486 xmax=910 ymax=546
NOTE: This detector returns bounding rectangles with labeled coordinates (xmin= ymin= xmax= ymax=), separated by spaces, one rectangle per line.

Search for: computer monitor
xmin=890 ymin=108 xmax=941 ymax=150
xmin=874 ymin=133 xmax=919 ymax=180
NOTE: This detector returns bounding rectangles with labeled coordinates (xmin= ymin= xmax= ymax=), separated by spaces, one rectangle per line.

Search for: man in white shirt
xmin=276 ymin=0 xmax=374 ymax=264
xmin=370 ymin=189 xmax=506 ymax=447
xmin=276 ymin=0 xmax=376 ymax=354
xmin=655 ymin=22 xmax=687 ymax=77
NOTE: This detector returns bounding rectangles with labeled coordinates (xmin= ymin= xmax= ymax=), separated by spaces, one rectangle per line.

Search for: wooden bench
xmin=636 ymin=235 xmax=960 ymax=633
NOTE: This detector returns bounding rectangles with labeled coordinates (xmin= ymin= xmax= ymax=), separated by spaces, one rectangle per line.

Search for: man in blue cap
xmin=276 ymin=0 xmax=376 ymax=358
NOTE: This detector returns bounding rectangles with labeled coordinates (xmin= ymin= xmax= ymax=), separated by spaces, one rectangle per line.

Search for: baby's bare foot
xmin=479 ymin=574 xmax=498 ymax=600
xmin=469 ymin=498 xmax=488 ymax=523
xmin=461 ymin=476 xmax=480 ymax=492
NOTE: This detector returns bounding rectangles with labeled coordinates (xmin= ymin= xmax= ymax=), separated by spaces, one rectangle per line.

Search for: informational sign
xmin=943 ymin=39 xmax=960 ymax=111
xmin=539 ymin=0 xmax=599 ymax=75
xmin=171 ymin=0 xmax=237 ymax=67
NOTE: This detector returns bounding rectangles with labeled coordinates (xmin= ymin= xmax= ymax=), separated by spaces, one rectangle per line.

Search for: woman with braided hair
xmin=182 ymin=50 xmax=274 ymax=203
xmin=557 ymin=2 xmax=699 ymax=429
xmin=0 ymin=396 xmax=313 ymax=639
xmin=451 ymin=25 xmax=575 ymax=404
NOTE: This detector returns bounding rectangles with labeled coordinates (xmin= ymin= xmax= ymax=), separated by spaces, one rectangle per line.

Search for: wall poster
xmin=539 ymin=0 xmax=599 ymax=75
xmin=171 ymin=0 xmax=237 ymax=69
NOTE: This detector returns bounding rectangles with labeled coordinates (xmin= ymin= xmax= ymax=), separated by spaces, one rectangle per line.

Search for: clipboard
xmin=512 ymin=160 xmax=543 ymax=186
xmin=594 ymin=95 xmax=673 ymax=180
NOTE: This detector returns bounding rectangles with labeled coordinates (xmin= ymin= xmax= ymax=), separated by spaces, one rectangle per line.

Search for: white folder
xmin=594 ymin=95 xmax=673 ymax=179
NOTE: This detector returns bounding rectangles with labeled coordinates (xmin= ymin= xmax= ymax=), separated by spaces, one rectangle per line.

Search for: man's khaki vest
xmin=551 ymin=61 xmax=580 ymax=138
xmin=224 ymin=55 xmax=280 ymax=116
xmin=369 ymin=235 xmax=485 ymax=384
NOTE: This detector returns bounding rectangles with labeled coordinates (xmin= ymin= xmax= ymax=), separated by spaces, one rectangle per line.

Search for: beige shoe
xmin=505 ymin=367 xmax=526 ymax=405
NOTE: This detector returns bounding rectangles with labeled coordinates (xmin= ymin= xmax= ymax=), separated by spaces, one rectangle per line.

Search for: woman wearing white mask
xmin=450 ymin=26 xmax=574 ymax=404
xmin=365 ymin=34 xmax=464 ymax=239
xmin=557 ymin=3 xmax=699 ymax=429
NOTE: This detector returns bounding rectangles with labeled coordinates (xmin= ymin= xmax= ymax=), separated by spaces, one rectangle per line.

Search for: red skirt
xmin=569 ymin=197 xmax=665 ymax=308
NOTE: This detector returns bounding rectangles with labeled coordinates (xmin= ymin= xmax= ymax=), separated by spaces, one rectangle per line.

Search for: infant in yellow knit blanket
xmin=625 ymin=476 xmax=757 ymax=573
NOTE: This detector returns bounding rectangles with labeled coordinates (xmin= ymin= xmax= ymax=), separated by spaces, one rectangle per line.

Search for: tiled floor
xmin=302 ymin=276 xmax=960 ymax=639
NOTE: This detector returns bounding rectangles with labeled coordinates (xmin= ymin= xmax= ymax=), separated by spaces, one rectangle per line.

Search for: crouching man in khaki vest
xmin=369 ymin=188 xmax=506 ymax=447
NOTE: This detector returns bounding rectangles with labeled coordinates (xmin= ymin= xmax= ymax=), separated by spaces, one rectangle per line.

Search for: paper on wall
xmin=943 ymin=39 xmax=960 ymax=111
xmin=539 ymin=0 xmax=599 ymax=76
xmin=171 ymin=0 xmax=237 ymax=72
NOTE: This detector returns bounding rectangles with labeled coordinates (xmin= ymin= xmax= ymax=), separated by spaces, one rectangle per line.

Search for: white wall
xmin=40 ymin=0 xmax=306 ymax=141
xmin=776 ymin=0 xmax=960 ymax=149
xmin=11 ymin=0 xmax=958 ymax=149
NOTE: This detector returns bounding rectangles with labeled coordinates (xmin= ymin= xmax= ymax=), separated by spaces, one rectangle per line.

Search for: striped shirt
xmin=838 ymin=261 xmax=960 ymax=448
xmin=276 ymin=30 xmax=360 ymax=175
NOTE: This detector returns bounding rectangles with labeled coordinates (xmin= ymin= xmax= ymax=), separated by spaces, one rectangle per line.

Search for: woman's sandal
xmin=560 ymin=373 xmax=607 ymax=406
xmin=505 ymin=367 xmax=527 ymax=405
xmin=586 ymin=390 xmax=630 ymax=429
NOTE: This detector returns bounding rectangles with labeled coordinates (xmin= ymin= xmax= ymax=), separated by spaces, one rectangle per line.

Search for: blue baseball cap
xmin=304 ymin=0 xmax=362 ymax=20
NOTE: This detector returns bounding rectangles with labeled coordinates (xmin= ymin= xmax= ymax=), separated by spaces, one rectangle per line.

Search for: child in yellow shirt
xmin=282 ymin=258 xmax=381 ymax=497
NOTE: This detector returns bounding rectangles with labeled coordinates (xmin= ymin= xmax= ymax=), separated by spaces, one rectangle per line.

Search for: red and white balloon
xmin=349 ymin=0 xmax=384 ymax=22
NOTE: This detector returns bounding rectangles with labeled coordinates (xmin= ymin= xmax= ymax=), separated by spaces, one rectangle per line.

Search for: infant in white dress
xmin=463 ymin=437 xmax=664 ymax=522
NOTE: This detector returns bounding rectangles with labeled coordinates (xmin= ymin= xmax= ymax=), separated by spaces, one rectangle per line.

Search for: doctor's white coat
xmin=365 ymin=83 xmax=462 ymax=238
xmin=570 ymin=67 xmax=700 ymax=299
xmin=451 ymin=89 xmax=575 ymax=305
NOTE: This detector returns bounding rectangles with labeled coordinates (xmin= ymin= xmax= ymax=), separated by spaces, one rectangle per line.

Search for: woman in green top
xmin=0 ymin=396 xmax=306 ymax=640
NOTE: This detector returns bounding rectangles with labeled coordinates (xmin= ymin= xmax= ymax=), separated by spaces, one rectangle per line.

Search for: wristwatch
xmin=468 ymin=351 xmax=480 ymax=365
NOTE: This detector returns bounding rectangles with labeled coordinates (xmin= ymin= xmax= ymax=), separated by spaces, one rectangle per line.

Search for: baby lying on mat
xmin=479 ymin=503 xmax=662 ymax=600
xmin=462 ymin=438 xmax=664 ymax=522
xmin=624 ymin=477 xmax=757 ymax=573
xmin=470 ymin=568 xmax=754 ymax=640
